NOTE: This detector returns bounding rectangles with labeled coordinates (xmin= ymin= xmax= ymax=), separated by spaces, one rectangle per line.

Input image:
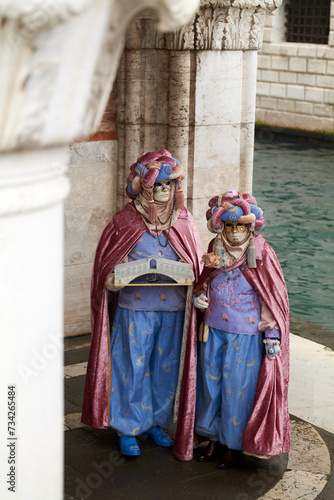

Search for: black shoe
xmin=217 ymin=448 xmax=241 ymax=469
xmin=197 ymin=440 xmax=220 ymax=462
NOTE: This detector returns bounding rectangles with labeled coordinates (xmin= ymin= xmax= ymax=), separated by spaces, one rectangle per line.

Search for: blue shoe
xmin=143 ymin=426 xmax=173 ymax=447
xmin=119 ymin=435 xmax=140 ymax=456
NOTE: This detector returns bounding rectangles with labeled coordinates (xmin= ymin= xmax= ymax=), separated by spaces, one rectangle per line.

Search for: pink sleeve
xmin=258 ymin=297 xmax=279 ymax=331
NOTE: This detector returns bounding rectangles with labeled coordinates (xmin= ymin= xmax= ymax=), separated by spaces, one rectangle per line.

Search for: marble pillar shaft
xmin=0 ymin=148 xmax=69 ymax=499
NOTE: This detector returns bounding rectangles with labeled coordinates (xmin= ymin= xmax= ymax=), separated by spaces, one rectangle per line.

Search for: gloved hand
xmin=263 ymin=339 xmax=281 ymax=360
xmin=105 ymin=273 xmax=124 ymax=292
xmin=193 ymin=293 xmax=209 ymax=310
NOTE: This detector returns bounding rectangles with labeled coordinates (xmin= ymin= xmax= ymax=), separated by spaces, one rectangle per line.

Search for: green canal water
xmin=253 ymin=135 xmax=334 ymax=334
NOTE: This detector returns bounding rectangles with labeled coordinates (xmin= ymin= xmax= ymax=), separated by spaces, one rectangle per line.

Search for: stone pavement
xmin=64 ymin=332 xmax=334 ymax=500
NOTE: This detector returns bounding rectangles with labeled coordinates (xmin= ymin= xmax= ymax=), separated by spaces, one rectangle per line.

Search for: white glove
xmin=105 ymin=273 xmax=124 ymax=292
xmin=193 ymin=293 xmax=209 ymax=310
xmin=263 ymin=339 xmax=281 ymax=360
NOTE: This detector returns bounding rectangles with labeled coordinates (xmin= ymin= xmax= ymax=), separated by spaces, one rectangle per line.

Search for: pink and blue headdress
xmin=206 ymin=189 xmax=265 ymax=233
xmin=125 ymin=149 xmax=185 ymax=221
xmin=206 ymin=189 xmax=265 ymax=269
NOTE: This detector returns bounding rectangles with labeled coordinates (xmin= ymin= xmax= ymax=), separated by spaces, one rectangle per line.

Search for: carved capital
xmin=161 ymin=0 xmax=281 ymax=50
xmin=165 ymin=18 xmax=196 ymax=49
xmin=200 ymin=0 xmax=281 ymax=10
xmin=0 ymin=0 xmax=202 ymax=32
xmin=0 ymin=0 xmax=91 ymax=35
xmin=0 ymin=0 xmax=200 ymax=152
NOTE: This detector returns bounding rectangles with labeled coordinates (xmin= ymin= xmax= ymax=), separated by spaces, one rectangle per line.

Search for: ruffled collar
xmin=219 ymin=232 xmax=250 ymax=268
xmin=134 ymin=182 xmax=180 ymax=231
xmin=202 ymin=231 xmax=250 ymax=269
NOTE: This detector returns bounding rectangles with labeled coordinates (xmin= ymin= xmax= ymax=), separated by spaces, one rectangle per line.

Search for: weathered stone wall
xmin=64 ymin=88 xmax=117 ymax=336
xmin=256 ymin=0 xmax=334 ymax=135
xmin=64 ymin=140 xmax=117 ymax=336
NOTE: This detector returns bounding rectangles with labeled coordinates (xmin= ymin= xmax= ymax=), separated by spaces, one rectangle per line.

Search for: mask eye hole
xmin=154 ymin=180 xmax=171 ymax=191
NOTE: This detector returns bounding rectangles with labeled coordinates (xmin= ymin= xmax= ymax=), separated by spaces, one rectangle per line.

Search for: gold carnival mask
xmin=224 ymin=222 xmax=249 ymax=246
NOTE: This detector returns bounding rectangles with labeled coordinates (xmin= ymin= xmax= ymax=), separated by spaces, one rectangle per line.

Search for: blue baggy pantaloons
xmin=195 ymin=328 xmax=264 ymax=450
xmin=110 ymin=307 xmax=184 ymax=436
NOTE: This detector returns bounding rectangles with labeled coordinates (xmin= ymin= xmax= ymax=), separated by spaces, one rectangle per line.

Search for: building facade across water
xmin=256 ymin=0 xmax=334 ymax=136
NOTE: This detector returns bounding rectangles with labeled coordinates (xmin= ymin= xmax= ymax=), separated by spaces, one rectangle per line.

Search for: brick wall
xmin=75 ymin=82 xmax=117 ymax=142
xmin=256 ymin=1 xmax=334 ymax=136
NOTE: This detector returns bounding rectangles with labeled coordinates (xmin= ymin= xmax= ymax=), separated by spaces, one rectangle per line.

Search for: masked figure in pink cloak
xmin=82 ymin=150 xmax=203 ymax=460
xmin=193 ymin=189 xmax=290 ymax=469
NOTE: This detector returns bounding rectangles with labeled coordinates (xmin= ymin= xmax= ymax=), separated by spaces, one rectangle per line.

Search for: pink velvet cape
xmin=197 ymin=235 xmax=290 ymax=456
xmin=81 ymin=202 xmax=203 ymax=461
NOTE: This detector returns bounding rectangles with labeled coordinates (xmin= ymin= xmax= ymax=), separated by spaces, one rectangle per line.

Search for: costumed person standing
xmin=81 ymin=150 xmax=203 ymax=460
xmin=193 ymin=189 xmax=290 ymax=469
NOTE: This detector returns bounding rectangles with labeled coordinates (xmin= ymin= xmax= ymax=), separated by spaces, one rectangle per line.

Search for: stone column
xmin=117 ymin=0 xmax=282 ymax=246
xmin=0 ymin=148 xmax=70 ymax=499
xmin=0 ymin=1 xmax=200 ymax=498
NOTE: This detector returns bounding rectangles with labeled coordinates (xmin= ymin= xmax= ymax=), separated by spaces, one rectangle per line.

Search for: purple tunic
xmin=118 ymin=231 xmax=187 ymax=311
xmin=205 ymin=268 xmax=262 ymax=335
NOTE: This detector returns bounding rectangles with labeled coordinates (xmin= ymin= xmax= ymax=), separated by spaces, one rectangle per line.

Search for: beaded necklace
xmin=156 ymin=190 xmax=176 ymax=225
xmin=221 ymin=251 xmax=248 ymax=281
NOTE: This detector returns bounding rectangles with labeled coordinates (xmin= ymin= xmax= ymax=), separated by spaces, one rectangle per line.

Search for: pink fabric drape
xmin=242 ymin=237 xmax=290 ymax=455
xmin=196 ymin=235 xmax=290 ymax=456
xmin=81 ymin=203 xmax=203 ymax=461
